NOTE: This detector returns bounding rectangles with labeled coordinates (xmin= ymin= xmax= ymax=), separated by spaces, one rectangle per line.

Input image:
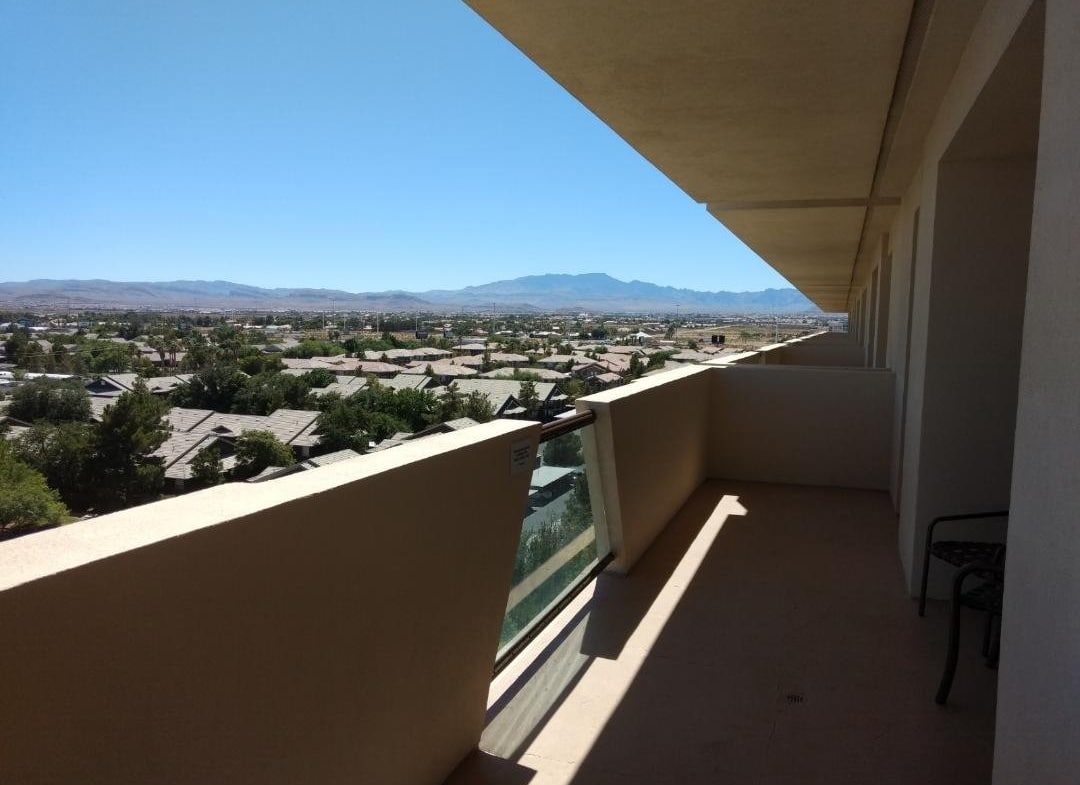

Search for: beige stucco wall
xmin=994 ymin=0 xmax=1080 ymax=780
xmin=0 ymin=420 xmax=539 ymax=785
xmin=904 ymin=156 xmax=1034 ymax=597
xmin=578 ymin=366 xmax=711 ymax=573
xmin=889 ymin=0 xmax=1039 ymax=592
xmin=582 ymin=354 xmax=893 ymax=575
xmin=873 ymin=246 xmax=892 ymax=369
xmin=887 ymin=189 xmax=920 ymax=512
xmin=772 ymin=336 xmax=866 ymax=367
xmin=707 ymin=365 xmax=894 ymax=490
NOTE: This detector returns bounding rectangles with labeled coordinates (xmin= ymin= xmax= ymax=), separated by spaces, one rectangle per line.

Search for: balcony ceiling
xmin=464 ymin=0 xmax=987 ymax=311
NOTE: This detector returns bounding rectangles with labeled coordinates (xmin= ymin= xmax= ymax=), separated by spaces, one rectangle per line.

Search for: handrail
xmin=540 ymin=409 xmax=596 ymax=442
xmin=494 ymin=550 xmax=615 ymax=676
xmin=492 ymin=406 xmax=604 ymax=676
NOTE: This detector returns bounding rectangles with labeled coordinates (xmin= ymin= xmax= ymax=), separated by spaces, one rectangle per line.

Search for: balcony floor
xmin=447 ymin=480 xmax=997 ymax=785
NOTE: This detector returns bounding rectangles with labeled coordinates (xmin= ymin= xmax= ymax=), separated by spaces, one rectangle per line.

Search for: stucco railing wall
xmin=708 ymin=365 xmax=894 ymax=489
xmin=581 ymin=364 xmax=894 ymax=572
xmin=577 ymin=366 xmax=712 ymax=573
xmin=0 ymin=420 xmax=539 ymax=785
xmin=732 ymin=332 xmax=865 ymax=367
xmin=774 ymin=338 xmax=866 ymax=367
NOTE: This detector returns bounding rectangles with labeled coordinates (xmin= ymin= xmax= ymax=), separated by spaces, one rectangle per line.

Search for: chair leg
xmin=935 ymin=569 xmax=967 ymax=705
xmin=919 ymin=537 xmax=933 ymax=617
xmin=987 ymin=615 xmax=1001 ymax=669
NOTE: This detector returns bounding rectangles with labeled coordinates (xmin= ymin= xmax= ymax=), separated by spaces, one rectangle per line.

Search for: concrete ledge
xmin=0 ymin=419 xmax=540 ymax=785
xmin=708 ymin=365 xmax=894 ymax=489
xmin=578 ymin=366 xmax=712 ymax=573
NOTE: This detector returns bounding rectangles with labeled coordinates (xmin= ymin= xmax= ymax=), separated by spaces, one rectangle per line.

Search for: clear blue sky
xmin=1 ymin=1 xmax=791 ymax=294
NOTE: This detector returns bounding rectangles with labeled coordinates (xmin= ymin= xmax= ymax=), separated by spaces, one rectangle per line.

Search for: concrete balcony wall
xmin=580 ymin=364 xmax=893 ymax=573
xmin=712 ymin=350 xmax=763 ymax=365
xmin=772 ymin=331 xmax=867 ymax=367
xmin=577 ymin=365 xmax=712 ymax=573
xmin=707 ymin=365 xmax=894 ymax=490
xmin=713 ymin=333 xmax=866 ymax=368
xmin=0 ymin=420 xmax=539 ymax=785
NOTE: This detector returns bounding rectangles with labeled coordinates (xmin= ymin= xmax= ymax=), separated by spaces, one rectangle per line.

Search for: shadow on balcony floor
xmin=446 ymin=480 xmax=997 ymax=785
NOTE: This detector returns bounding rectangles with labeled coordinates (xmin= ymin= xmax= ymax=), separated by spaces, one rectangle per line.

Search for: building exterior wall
xmin=887 ymin=0 xmax=1039 ymax=592
xmin=887 ymin=194 xmax=921 ymax=513
xmin=915 ymin=156 xmax=1034 ymax=580
xmin=994 ymin=0 xmax=1080 ymax=780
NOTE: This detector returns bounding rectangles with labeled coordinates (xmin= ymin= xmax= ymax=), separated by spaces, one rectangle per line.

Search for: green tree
xmin=50 ymin=344 xmax=73 ymax=373
xmin=84 ymin=341 xmax=133 ymax=374
xmin=9 ymin=377 xmax=92 ymax=423
xmin=315 ymin=396 xmax=367 ymax=452
xmin=439 ymin=382 xmax=464 ymax=421
xmin=301 ymin=368 xmax=337 ymax=388
xmin=390 ymin=386 xmax=436 ymax=429
xmin=13 ymin=421 xmax=95 ymax=506
xmin=558 ymin=378 xmax=587 ymax=401
xmin=560 ymin=474 xmax=594 ymax=536
xmin=629 ymin=353 xmax=645 ymax=378
xmin=463 ymin=390 xmax=495 ymax=423
xmin=281 ymin=340 xmax=345 ymax=359
xmin=542 ymin=433 xmax=583 ymax=467
xmin=4 ymin=326 xmax=29 ymax=363
xmin=518 ymin=380 xmax=541 ymax=419
xmin=171 ymin=365 xmax=249 ymax=412
xmin=646 ymin=350 xmax=677 ymax=370
xmin=232 ymin=372 xmax=312 ymax=415
xmin=237 ymin=351 xmax=286 ymax=376
xmin=364 ymin=411 xmax=409 ymax=441
xmin=190 ymin=444 xmax=224 ymax=487
xmin=179 ymin=332 xmax=218 ymax=371
xmin=93 ymin=379 xmax=169 ymax=508
xmin=0 ymin=440 xmax=68 ymax=533
xmin=231 ymin=430 xmax=295 ymax=479
xmin=19 ymin=341 xmax=46 ymax=372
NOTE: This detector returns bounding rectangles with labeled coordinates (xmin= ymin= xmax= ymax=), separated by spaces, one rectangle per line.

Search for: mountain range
xmin=0 ymin=274 xmax=818 ymax=314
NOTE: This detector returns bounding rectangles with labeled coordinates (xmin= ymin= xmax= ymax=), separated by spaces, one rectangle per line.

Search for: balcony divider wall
xmin=578 ymin=363 xmax=894 ymax=574
xmin=0 ymin=420 xmax=540 ymax=785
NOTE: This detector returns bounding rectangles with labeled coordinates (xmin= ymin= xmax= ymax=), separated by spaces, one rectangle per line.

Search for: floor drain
xmin=784 ymin=693 xmax=806 ymax=705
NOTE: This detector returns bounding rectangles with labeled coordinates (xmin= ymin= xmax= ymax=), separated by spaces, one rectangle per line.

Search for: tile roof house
xmin=151 ymin=407 xmax=324 ymax=490
xmin=479 ymin=367 xmax=570 ymax=382
xmin=245 ymin=448 xmax=363 ymax=482
xmin=400 ymin=363 xmax=479 ymax=384
xmin=445 ymin=379 xmax=567 ymax=420
xmin=86 ymin=374 xmax=191 ymax=397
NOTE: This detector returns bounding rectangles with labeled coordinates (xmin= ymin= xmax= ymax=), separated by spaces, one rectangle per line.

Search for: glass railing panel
xmin=496 ymin=413 xmax=609 ymax=668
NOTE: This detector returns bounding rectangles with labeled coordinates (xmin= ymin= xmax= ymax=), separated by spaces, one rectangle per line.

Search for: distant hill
xmin=417 ymin=273 xmax=816 ymax=312
xmin=0 ymin=279 xmax=430 ymax=312
xmin=0 ymin=274 xmax=819 ymax=314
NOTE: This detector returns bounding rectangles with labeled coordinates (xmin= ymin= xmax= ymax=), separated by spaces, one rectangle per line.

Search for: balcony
xmin=451 ymin=479 xmax=996 ymax=784
xmin=0 ymin=335 xmax=997 ymax=784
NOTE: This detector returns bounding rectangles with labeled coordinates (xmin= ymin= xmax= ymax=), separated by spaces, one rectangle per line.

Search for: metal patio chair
xmin=935 ymin=551 xmax=1005 ymax=705
xmin=919 ymin=510 xmax=1008 ymax=617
